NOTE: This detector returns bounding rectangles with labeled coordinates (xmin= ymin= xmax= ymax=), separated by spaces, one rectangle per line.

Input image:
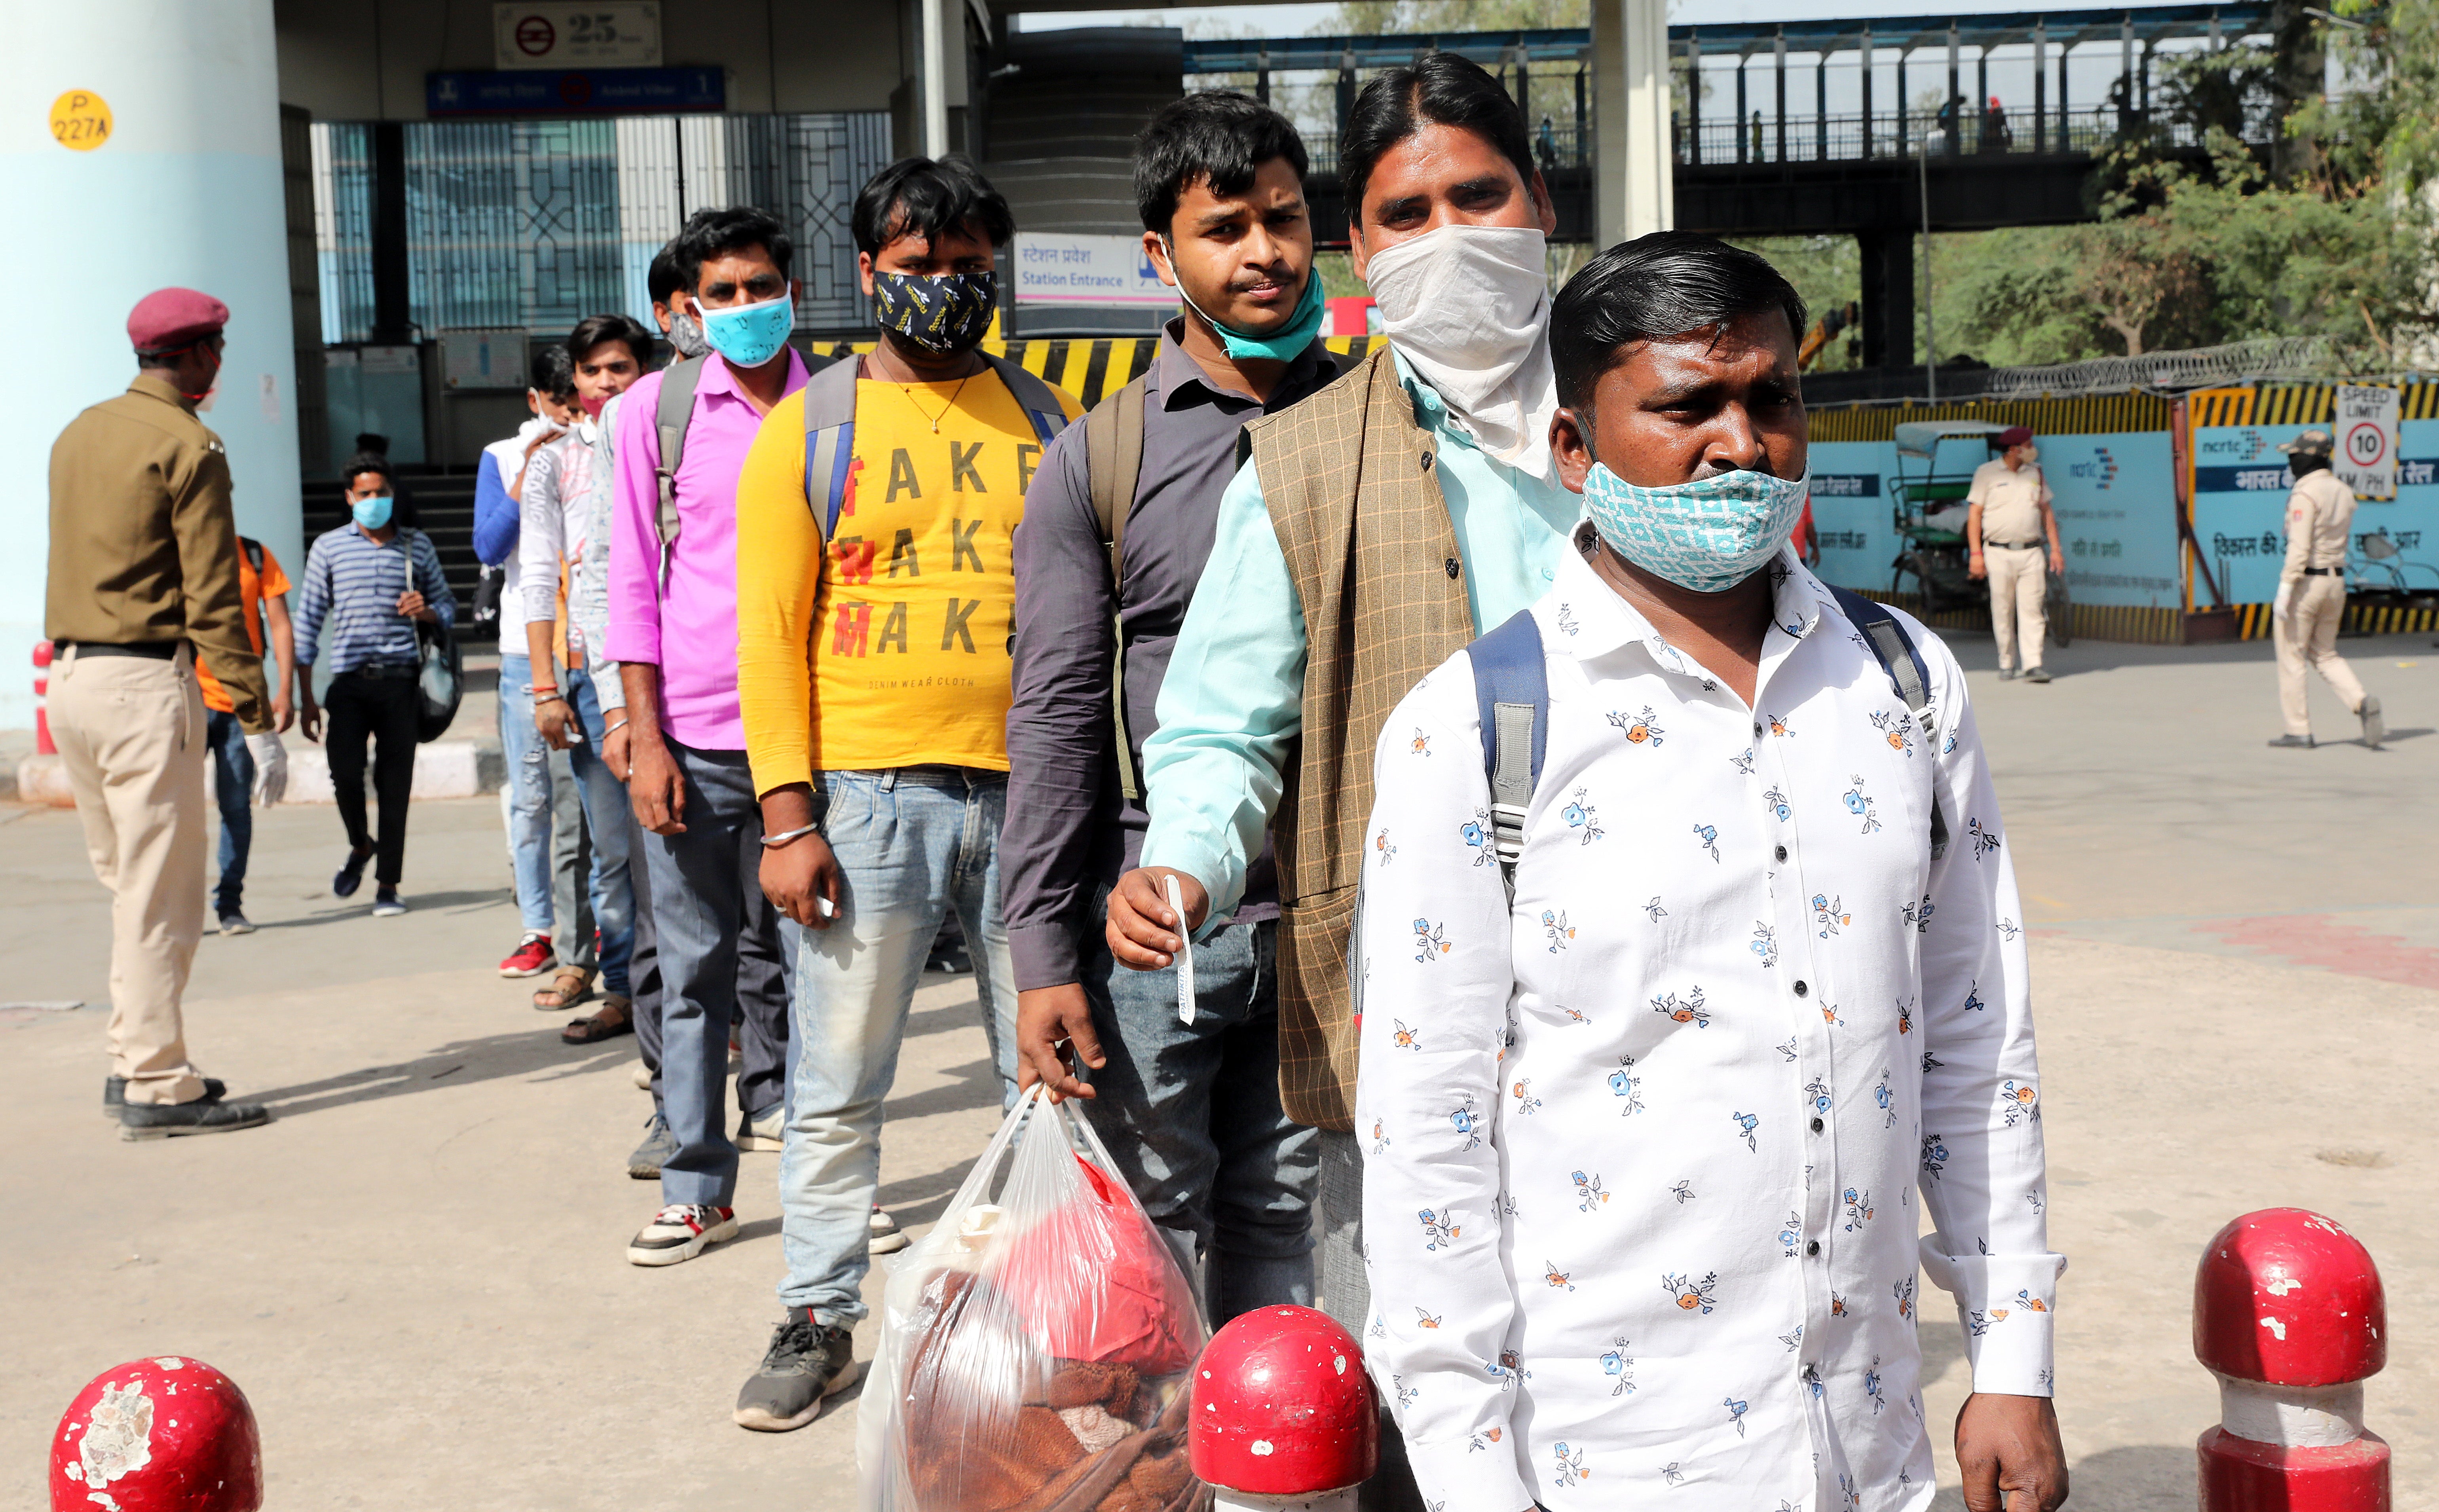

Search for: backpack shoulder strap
xmin=1463 ymin=609 xmax=1549 ymax=891
xmin=983 ymin=351 xmax=1073 ymax=446
xmin=240 ymin=536 xmax=264 ymax=574
xmin=1080 ymin=374 xmax=1150 ymax=801
xmin=653 ymin=358 xmax=705 ymax=552
xmin=1826 ymin=585 xmax=1950 ymax=859
xmin=800 ymin=355 xmax=867 ymax=539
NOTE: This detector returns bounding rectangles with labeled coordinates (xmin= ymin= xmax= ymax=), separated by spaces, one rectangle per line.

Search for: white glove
xmin=2272 ymin=582 xmax=2294 ymax=623
xmin=247 ymin=732 xmax=289 ymax=807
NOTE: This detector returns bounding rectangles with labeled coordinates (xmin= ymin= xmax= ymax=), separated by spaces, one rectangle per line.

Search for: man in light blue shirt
xmin=1102 ymin=53 xmax=1577 ymax=1512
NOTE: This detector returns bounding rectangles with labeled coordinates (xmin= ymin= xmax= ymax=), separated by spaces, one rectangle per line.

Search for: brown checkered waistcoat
xmin=1245 ymin=345 xmax=1478 ymax=1132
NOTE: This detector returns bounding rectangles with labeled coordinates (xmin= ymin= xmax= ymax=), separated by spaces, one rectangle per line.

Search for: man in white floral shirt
xmin=1355 ymin=234 xmax=2067 ymax=1512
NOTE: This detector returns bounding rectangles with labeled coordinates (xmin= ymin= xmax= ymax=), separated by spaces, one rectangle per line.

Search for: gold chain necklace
xmin=904 ymin=373 xmax=974 ymax=434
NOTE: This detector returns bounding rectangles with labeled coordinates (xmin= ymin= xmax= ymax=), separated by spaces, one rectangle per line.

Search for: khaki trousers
xmin=49 ymin=647 xmax=210 ymax=1105
xmin=2276 ymin=575 xmax=2367 ymax=737
xmin=1985 ymin=544 xmax=2049 ymax=672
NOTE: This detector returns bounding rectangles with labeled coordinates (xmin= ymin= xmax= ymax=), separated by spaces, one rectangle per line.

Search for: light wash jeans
xmin=778 ymin=766 xmax=1019 ymax=1323
xmin=1077 ymin=904 xmax=1316 ymax=1324
xmin=560 ymin=665 xmax=633 ymax=997
xmin=496 ymin=652 xmax=555 ymax=937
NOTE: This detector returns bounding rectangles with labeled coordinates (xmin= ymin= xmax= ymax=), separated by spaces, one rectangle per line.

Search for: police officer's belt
xmin=59 ymin=640 xmax=178 ymax=660
xmin=2302 ymin=567 xmax=2340 ymax=576
xmin=1983 ymin=539 xmax=2044 ymax=550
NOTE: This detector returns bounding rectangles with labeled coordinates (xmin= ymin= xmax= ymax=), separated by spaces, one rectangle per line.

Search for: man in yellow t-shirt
xmin=729 ymin=155 xmax=1081 ymax=1433
xmin=196 ymin=536 xmax=297 ymax=933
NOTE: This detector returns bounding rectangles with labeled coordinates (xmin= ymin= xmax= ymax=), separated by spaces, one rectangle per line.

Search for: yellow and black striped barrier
xmin=810 ymin=335 xmax=1385 ymax=410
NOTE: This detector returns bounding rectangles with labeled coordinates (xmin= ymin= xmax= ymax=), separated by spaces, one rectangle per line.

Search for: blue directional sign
xmin=427 ymin=67 xmax=724 ymax=117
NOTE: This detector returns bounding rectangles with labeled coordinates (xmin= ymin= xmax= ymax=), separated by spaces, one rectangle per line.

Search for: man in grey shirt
xmin=1008 ymin=91 xmax=1342 ymax=1321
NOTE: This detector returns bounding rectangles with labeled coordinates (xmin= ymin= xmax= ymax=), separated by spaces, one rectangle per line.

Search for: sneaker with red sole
xmin=499 ymin=934 xmax=556 ymax=978
xmin=628 ymin=1203 xmax=739 ymax=1266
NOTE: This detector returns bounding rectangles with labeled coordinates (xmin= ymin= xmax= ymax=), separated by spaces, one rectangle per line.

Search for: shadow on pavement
xmin=245 ymin=1025 xmax=628 ymax=1118
xmin=1930 ymin=1443 xmax=2190 ymax=1512
xmin=252 ymin=887 xmax=515 ymax=930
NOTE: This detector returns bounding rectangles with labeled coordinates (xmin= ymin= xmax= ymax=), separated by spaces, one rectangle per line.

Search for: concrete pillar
xmin=1858 ymin=230 xmax=1915 ymax=372
xmin=1 ymin=0 xmax=300 ymax=727
xmin=1594 ymin=0 xmax=1673 ymax=245
xmin=921 ymin=0 xmax=950 ymax=158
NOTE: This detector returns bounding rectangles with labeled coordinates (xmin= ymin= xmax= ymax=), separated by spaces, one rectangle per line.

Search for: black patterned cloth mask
xmin=872 ymin=270 xmax=998 ymax=354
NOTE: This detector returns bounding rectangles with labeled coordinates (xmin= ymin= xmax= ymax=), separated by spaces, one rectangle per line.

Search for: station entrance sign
xmin=2335 ymin=383 xmax=2399 ymax=501
xmin=1012 ymin=234 xmax=1177 ymax=308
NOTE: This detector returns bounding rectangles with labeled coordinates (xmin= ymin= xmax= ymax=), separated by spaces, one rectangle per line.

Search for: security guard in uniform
xmin=1966 ymin=424 xmax=2065 ymax=683
xmin=47 ymin=287 xmax=276 ymax=1140
xmin=2268 ymin=427 xmax=2384 ymax=749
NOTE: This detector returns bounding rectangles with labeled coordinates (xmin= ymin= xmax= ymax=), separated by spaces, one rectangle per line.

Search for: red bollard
xmin=34 ymin=640 xmax=55 ymax=755
xmin=2194 ymin=1208 xmax=2389 ymax=1512
xmin=1192 ymin=1305 xmax=1379 ymax=1512
xmin=49 ymin=1356 xmax=261 ymax=1512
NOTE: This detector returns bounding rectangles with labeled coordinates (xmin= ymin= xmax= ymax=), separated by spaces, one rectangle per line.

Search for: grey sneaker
xmin=735 ymin=1312 xmax=857 ymax=1432
xmin=2360 ymin=696 xmax=2385 ymax=749
xmin=627 ymin=1113 xmax=678 ymax=1180
xmin=868 ymin=1205 xmax=909 ymax=1255
xmin=121 ymin=1097 xmax=269 ymax=1141
xmin=1997 ymin=667 xmax=2018 ymax=681
xmin=216 ymin=912 xmax=256 ymax=936
xmin=2267 ymin=733 xmax=2316 ymax=749
xmin=738 ymin=1105 xmax=786 ymax=1152
xmin=2023 ymin=667 xmax=2052 ymax=684
xmin=105 ymin=1075 xmax=224 ymax=1120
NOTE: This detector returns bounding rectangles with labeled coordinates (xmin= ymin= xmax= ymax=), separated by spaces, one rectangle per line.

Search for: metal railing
xmin=1981 ymin=338 xmax=2378 ymax=396
xmin=1676 ymin=102 xmax=2273 ymax=165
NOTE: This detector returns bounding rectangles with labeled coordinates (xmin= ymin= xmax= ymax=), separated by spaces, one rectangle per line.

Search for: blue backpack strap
xmin=1826 ymin=586 xmax=1950 ymax=860
xmin=1463 ymin=609 xmax=1549 ymax=890
xmin=983 ymin=351 xmax=1072 ymax=444
xmin=799 ymin=355 xmax=865 ymax=538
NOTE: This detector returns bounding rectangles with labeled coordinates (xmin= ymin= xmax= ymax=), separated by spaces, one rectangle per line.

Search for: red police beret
xmin=127 ymin=288 xmax=230 ymax=354
xmin=1996 ymin=425 xmax=2034 ymax=448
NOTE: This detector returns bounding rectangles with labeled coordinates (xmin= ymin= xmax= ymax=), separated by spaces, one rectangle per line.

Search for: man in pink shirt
xmin=607 ymin=206 xmax=812 ymax=1268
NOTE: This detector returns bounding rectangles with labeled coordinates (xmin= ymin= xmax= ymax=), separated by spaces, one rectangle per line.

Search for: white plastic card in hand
xmin=1165 ymin=875 xmax=1196 ymax=1026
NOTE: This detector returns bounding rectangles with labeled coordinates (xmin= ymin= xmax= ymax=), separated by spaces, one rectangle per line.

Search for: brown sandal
xmin=533 ymin=966 xmax=596 ymax=1011
xmin=562 ymin=996 xmax=633 ymax=1045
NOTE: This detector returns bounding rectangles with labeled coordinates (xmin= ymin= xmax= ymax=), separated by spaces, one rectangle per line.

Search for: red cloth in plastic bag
xmin=989 ymin=1157 xmax=1197 ymax=1376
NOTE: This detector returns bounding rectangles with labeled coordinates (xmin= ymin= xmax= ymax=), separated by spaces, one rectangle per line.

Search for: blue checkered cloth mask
xmin=1580 ymin=462 xmax=1812 ymax=594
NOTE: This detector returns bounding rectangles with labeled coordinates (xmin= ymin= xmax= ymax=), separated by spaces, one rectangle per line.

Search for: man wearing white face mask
xmin=1354 ymin=231 xmax=2067 ymax=1512
xmin=1106 ymin=52 xmax=1572 ymax=1438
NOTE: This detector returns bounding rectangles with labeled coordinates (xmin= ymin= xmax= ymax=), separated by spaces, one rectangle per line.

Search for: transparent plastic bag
xmin=859 ymin=1086 xmax=1209 ymax=1512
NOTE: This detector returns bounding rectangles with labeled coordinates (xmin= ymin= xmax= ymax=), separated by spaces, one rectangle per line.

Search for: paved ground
xmin=4 ymin=628 xmax=2434 ymax=1510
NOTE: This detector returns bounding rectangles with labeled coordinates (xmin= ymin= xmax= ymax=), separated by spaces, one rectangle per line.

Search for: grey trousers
xmin=1317 ymin=1128 xmax=1426 ymax=1512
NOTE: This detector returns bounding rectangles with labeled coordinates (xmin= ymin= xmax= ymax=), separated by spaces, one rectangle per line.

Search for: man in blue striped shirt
xmin=296 ymin=452 xmax=456 ymax=916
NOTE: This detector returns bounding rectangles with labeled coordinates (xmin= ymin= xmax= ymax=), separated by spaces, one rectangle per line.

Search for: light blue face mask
xmin=1167 ymin=250 xmax=1324 ymax=362
xmin=697 ymin=292 xmax=795 ymax=368
xmin=351 ymin=493 xmax=394 ymax=530
xmin=1580 ymin=462 xmax=1811 ymax=594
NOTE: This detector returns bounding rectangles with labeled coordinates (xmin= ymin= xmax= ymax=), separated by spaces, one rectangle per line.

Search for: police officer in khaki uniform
xmin=2268 ymin=427 xmax=2384 ymax=749
xmin=47 ymin=288 xmax=276 ymax=1139
xmin=1966 ymin=424 xmax=2065 ymax=683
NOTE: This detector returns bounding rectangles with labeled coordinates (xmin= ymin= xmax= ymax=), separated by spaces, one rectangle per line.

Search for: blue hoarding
xmin=2190 ymin=419 xmax=2439 ymax=603
xmin=1806 ymin=432 xmax=2182 ymax=607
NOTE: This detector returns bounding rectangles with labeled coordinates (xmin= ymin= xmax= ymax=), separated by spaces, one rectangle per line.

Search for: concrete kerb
xmin=13 ymin=740 xmax=505 ymax=808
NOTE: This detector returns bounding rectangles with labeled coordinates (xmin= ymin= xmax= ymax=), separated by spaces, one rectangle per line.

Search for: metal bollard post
xmin=49 ymin=1356 xmax=262 ymax=1512
xmin=2194 ymin=1208 xmax=2390 ymax=1512
xmin=1191 ymin=1305 xmax=1379 ymax=1512
xmin=33 ymin=640 xmax=54 ymax=755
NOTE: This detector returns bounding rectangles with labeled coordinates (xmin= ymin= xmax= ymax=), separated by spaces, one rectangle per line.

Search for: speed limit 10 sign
xmin=2333 ymin=384 xmax=2399 ymax=501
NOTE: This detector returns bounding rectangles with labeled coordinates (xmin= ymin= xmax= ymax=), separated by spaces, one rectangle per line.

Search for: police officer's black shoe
xmin=2359 ymin=697 xmax=2385 ymax=749
xmin=103 ymin=1076 xmax=224 ymax=1119
xmin=2266 ymin=734 xmax=2315 ymax=749
xmin=120 ymin=1097 xmax=270 ymax=1141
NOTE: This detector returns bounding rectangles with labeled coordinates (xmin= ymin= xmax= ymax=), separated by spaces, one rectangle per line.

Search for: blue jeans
xmin=560 ymin=665 xmax=633 ymax=997
xmin=778 ymin=766 xmax=1019 ymax=1323
xmin=497 ymin=653 xmax=555 ymax=936
xmin=205 ymin=710 xmax=253 ymax=917
xmin=1079 ymin=905 xmax=1316 ymax=1323
xmin=638 ymin=740 xmax=780 ymax=1208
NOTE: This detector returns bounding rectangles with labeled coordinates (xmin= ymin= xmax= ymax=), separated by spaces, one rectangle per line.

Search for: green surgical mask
xmin=1167 ymin=250 xmax=1324 ymax=362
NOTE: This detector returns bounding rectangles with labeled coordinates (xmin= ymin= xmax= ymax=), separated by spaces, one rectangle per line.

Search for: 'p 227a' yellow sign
xmin=49 ymin=91 xmax=112 ymax=151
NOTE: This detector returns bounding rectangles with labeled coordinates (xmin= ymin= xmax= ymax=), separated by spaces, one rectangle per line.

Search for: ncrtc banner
xmin=2336 ymin=383 xmax=2400 ymax=501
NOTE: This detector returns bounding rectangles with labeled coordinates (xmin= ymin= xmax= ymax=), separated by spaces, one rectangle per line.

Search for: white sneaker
xmin=631 ymin=1062 xmax=653 ymax=1091
xmin=627 ymin=1203 xmax=739 ymax=1266
xmin=869 ymin=1206 xmax=909 ymax=1255
xmin=737 ymin=1106 xmax=786 ymax=1152
xmin=372 ymin=888 xmax=407 ymax=918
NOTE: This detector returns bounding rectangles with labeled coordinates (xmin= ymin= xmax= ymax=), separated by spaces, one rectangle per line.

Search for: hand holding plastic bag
xmin=860 ymin=1087 xmax=1207 ymax=1512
